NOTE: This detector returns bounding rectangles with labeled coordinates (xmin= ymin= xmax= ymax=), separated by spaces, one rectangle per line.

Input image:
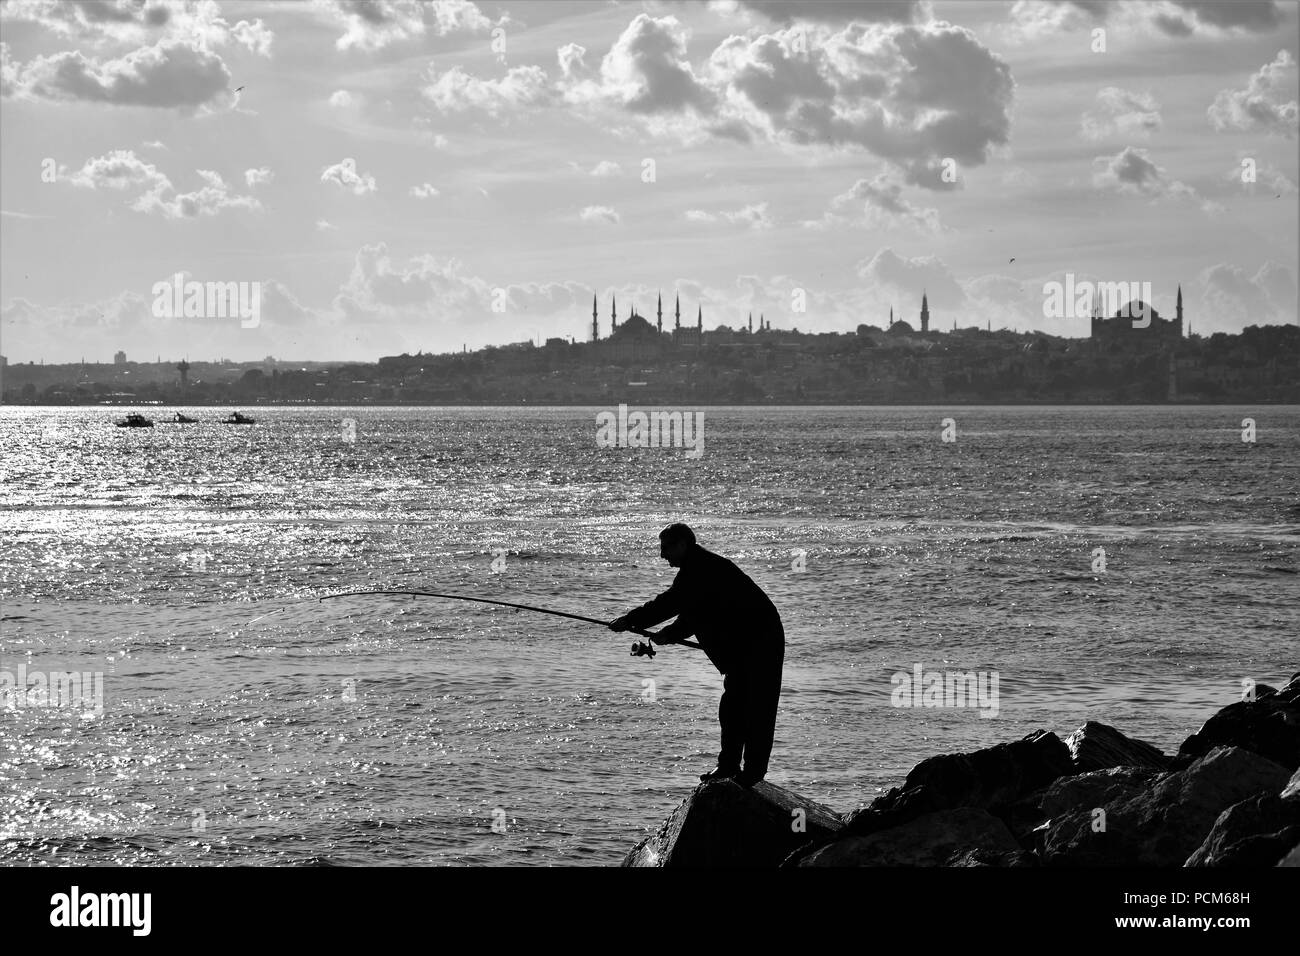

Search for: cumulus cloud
xmin=67 ymin=149 xmax=170 ymax=192
xmin=321 ymin=158 xmax=377 ymax=195
xmin=856 ymin=248 xmax=967 ymax=309
xmin=333 ymin=242 xmax=491 ymax=321
xmin=684 ymin=202 xmax=775 ymax=228
xmin=409 ymin=182 xmax=440 ymax=198
xmin=1091 ymin=147 xmax=1214 ymax=212
xmin=721 ymin=0 xmax=923 ymax=24
xmin=328 ymin=89 xmax=356 ymax=108
xmin=812 ymin=174 xmax=944 ymax=232
xmin=422 ymin=64 xmax=552 ymax=116
xmin=0 ymin=0 xmax=274 ymax=53
xmin=4 ymin=39 xmax=233 ymax=110
xmin=132 ymin=168 xmax=262 ymax=218
xmin=322 ymin=0 xmax=492 ymax=52
xmin=244 ymin=167 xmax=273 ymax=187
xmin=1005 ymin=0 xmax=1285 ymax=42
xmin=1208 ymin=51 xmax=1299 ymax=137
xmin=1080 ymin=87 xmax=1162 ymax=140
xmin=1197 ymin=260 xmax=1297 ymax=326
xmin=316 ymin=219 xmax=337 ymax=231
xmin=587 ymin=160 xmax=622 ymax=177
xmin=579 ymin=205 xmax=620 ymax=225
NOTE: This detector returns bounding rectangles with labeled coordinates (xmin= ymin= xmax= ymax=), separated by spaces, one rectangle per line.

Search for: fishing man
xmin=609 ymin=523 xmax=784 ymax=787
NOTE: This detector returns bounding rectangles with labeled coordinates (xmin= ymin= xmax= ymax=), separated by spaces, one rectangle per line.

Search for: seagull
xmin=234 ymin=86 xmax=245 ymax=93
xmin=1009 ymin=257 xmax=1016 ymax=263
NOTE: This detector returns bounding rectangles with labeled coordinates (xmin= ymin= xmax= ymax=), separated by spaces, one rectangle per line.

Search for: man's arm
xmin=608 ymin=579 xmax=683 ymax=632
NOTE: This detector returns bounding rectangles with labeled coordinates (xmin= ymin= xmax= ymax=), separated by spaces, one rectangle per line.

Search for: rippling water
xmin=1 ymin=405 xmax=1297 ymax=865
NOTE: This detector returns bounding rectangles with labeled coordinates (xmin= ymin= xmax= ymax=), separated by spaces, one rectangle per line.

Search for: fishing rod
xmin=319 ymin=589 xmax=701 ymax=657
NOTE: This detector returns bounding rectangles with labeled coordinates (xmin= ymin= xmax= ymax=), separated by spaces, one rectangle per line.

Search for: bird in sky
xmin=234 ymin=86 xmax=245 ymax=93
xmin=1009 ymin=257 xmax=1016 ymax=263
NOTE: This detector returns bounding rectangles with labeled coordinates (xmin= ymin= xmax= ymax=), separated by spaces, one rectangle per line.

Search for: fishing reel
xmin=630 ymin=640 xmax=656 ymax=659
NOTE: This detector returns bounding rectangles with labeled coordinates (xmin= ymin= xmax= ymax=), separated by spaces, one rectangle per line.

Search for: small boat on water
xmin=116 ymin=413 xmax=154 ymax=428
xmin=172 ymin=413 xmax=198 ymax=423
xmin=222 ymin=411 xmax=255 ymax=425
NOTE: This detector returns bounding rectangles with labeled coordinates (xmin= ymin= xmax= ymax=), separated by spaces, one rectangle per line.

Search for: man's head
xmin=659 ymin=523 xmax=696 ymax=567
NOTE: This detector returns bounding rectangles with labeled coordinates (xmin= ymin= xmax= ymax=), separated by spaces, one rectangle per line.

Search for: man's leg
xmin=716 ymin=671 xmax=745 ymax=775
xmin=739 ymin=644 xmax=784 ymax=783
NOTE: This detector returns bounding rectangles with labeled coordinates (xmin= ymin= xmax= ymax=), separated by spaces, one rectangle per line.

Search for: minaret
xmin=889 ymin=305 xmax=894 ymax=328
xmin=657 ymin=292 xmax=662 ymax=334
xmin=674 ymin=293 xmax=680 ymax=331
xmin=748 ymin=311 xmax=753 ymax=333
xmin=920 ymin=291 xmax=930 ymax=333
xmin=612 ymin=294 xmax=617 ymax=332
xmin=1176 ymin=284 xmax=1183 ymax=336
xmin=592 ymin=293 xmax=598 ymax=342
xmin=760 ymin=313 xmax=765 ymax=332
xmin=697 ymin=304 xmax=702 ymax=340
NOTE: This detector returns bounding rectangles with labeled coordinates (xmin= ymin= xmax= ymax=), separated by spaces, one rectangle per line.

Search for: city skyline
xmin=2 ymin=0 xmax=1297 ymax=364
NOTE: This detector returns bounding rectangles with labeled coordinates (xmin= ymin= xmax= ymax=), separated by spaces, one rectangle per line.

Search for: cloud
xmin=244 ymin=167 xmax=273 ymax=188
xmin=322 ymin=0 xmax=492 ymax=52
xmin=316 ymin=219 xmax=337 ymax=231
xmin=1004 ymin=0 xmax=1286 ymax=42
xmin=67 ymin=149 xmax=170 ymax=192
xmin=813 ymin=174 xmax=944 ymax=232
xmin=587 ymin=160 xmax=622 ymax=177
xmin=1080 ymin=87 xmax=1162 ymax=140
xmin=1208 ymin=51 xmax=1299 ymax=137
xmin=333 ymin=242 xmax=490 ymax=320
xmin=4 ymin=39 xmax=233 ymax=110
xmin=321 ymin=158 xmax=377 ymax=195
xmin=591 ymin=14 xmax=714 ymax=115
xmin=1092 ymin=147 xmax=1212 ymax=211
xmin=0 ymin=1 xmax=274 ymax=53
xmin=132 ymin=168 xmax=262 ymax=218
xmin=409 ymin=183 xmax=440 ymax=198
xmin=721 ymin=1 xmax=923 ymax=24
xmin=1197 ymin=260 xmax=1297 ymax=326
xmin=579 ymin=205 xmax=620 ymax=225
xmin=856 ymin=248 xmax=967 ymax=309
xmin=684 ymin=202 xmax=775 ymax=228
xmin=422 ymin=64 xmax=552 ymax=115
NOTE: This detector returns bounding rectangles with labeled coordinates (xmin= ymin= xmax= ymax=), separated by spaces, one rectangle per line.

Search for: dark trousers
xmin=717 ymin=637 xmax=784 ymax=779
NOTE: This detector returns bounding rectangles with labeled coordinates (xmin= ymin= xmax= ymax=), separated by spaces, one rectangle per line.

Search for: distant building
xmin=114 ymin=350 xmax=127 ymax=365
xmin=1091 ymin=285 xmax=1183 ymax=347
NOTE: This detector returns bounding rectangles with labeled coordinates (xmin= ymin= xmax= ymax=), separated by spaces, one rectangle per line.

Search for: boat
xmin=172 ymin=413 xmax=198 ymax=423
xmin=222 ymin=411 xmax=255 ymax=425
xmin=115 ymin=413 xmax=154 ymax=428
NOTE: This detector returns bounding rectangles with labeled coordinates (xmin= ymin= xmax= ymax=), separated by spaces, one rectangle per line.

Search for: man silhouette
xmin=610 ymin=523 xmax=784 ymax=787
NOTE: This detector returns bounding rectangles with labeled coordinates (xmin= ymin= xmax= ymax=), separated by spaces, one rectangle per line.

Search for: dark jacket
xmin=622 ymin=544 xmax=783 ymax=674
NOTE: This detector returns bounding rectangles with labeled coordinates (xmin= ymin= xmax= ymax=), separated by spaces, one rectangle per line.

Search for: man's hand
xmin=608 ymin=615 xmax=634 ymax=632
xmin=651 ymin=633 xmax=677 ymax=646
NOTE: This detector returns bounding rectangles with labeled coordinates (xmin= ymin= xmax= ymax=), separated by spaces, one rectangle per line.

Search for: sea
xmin=1 ymin=405 xmax=1296 ymax=866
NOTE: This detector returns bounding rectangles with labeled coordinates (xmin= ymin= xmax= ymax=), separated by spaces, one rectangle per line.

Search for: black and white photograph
xmin=1 ymin=0 xmax=1297 ymax=937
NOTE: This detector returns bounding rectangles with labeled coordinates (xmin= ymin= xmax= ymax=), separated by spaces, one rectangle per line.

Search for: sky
xmin=0 ymin=0 xmax=1297 ymax=364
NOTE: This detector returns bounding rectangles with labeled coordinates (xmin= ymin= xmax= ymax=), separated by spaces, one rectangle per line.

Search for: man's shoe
xmin=735 ymin=770 xmax=764 ymax=788
xmin=699 ymin=766 xmax=740 ymax=782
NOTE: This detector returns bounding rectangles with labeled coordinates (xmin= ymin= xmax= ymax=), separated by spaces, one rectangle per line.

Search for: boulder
xmin=1282 ymin=766 xmax=1300 ymax=801
xmin=622 ymin=779 xmax=841 ymax=867
xmin=1179 ymin=673 xmax=1300 ymax=771
xmin=1064 ymin=721 xmax=1169 ymax=772
xmin=1041 ymin=745 xmax=1291 ymax=866
xmin=1040 ymin=766 xmax=1166 ymax=820
xmin=1185 ymin=793 xmax=1300 ymax=866
xmin=798 ymin=808 xmax=1030 ymax=867
xmin=841 ymin=730 xmax=1074 ymax=841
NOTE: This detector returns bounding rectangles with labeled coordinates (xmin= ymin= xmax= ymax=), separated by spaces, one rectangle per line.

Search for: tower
xmin=612 ymin=294 xmax=617 ymax=332
xmin=889 ymin=305 xmax=894 ymax=328
xmin=1176 ymin=284 xmax=1183 ymax=336
xmin=675 ymin=293 xmax=680 ymax=331
xmin=177 ymin=358 xmax=190 ymax=388
xmin=920 ymin=291 xmax=929 ymax=333
xmin=749 ymin=311 xmax=753 ymax=334
xmin=657 ymin=292 xmax=662 ymax=334
xmin=697 ymin=304 xmax=702 ymax=334
xmin=592 ymin=293 xmax=598 ymax=342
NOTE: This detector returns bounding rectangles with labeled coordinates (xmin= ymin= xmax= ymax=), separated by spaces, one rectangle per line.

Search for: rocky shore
xmin=622 ymin=671 xmax=1300 ymax=867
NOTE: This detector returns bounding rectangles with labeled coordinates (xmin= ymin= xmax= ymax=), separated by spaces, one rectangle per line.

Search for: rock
xmin=1278 ymin=842 xmax=1300 ymax=866
xmin=1185 ymin=793 xmax=1300 ymax=866
xmin=1283 ymin=767 xmax=1300 ymax=801
xmin=842 ymin=730 xmax=1074 ymax=841
xmin=1178 ymin=679 xmax=1300 ymax=771
xmin=1041 ymin=745 xmax=1291 ymax=866
xmin=622 ymin=779 xmax=841 ymax=867
xmin=1064 ymin=721 xmax=1169 ymax=772
xmin=1040 ymin=765 xmax=1167 ymax=820
xmin=798 ymin=808 xmax=1030 ymax=867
